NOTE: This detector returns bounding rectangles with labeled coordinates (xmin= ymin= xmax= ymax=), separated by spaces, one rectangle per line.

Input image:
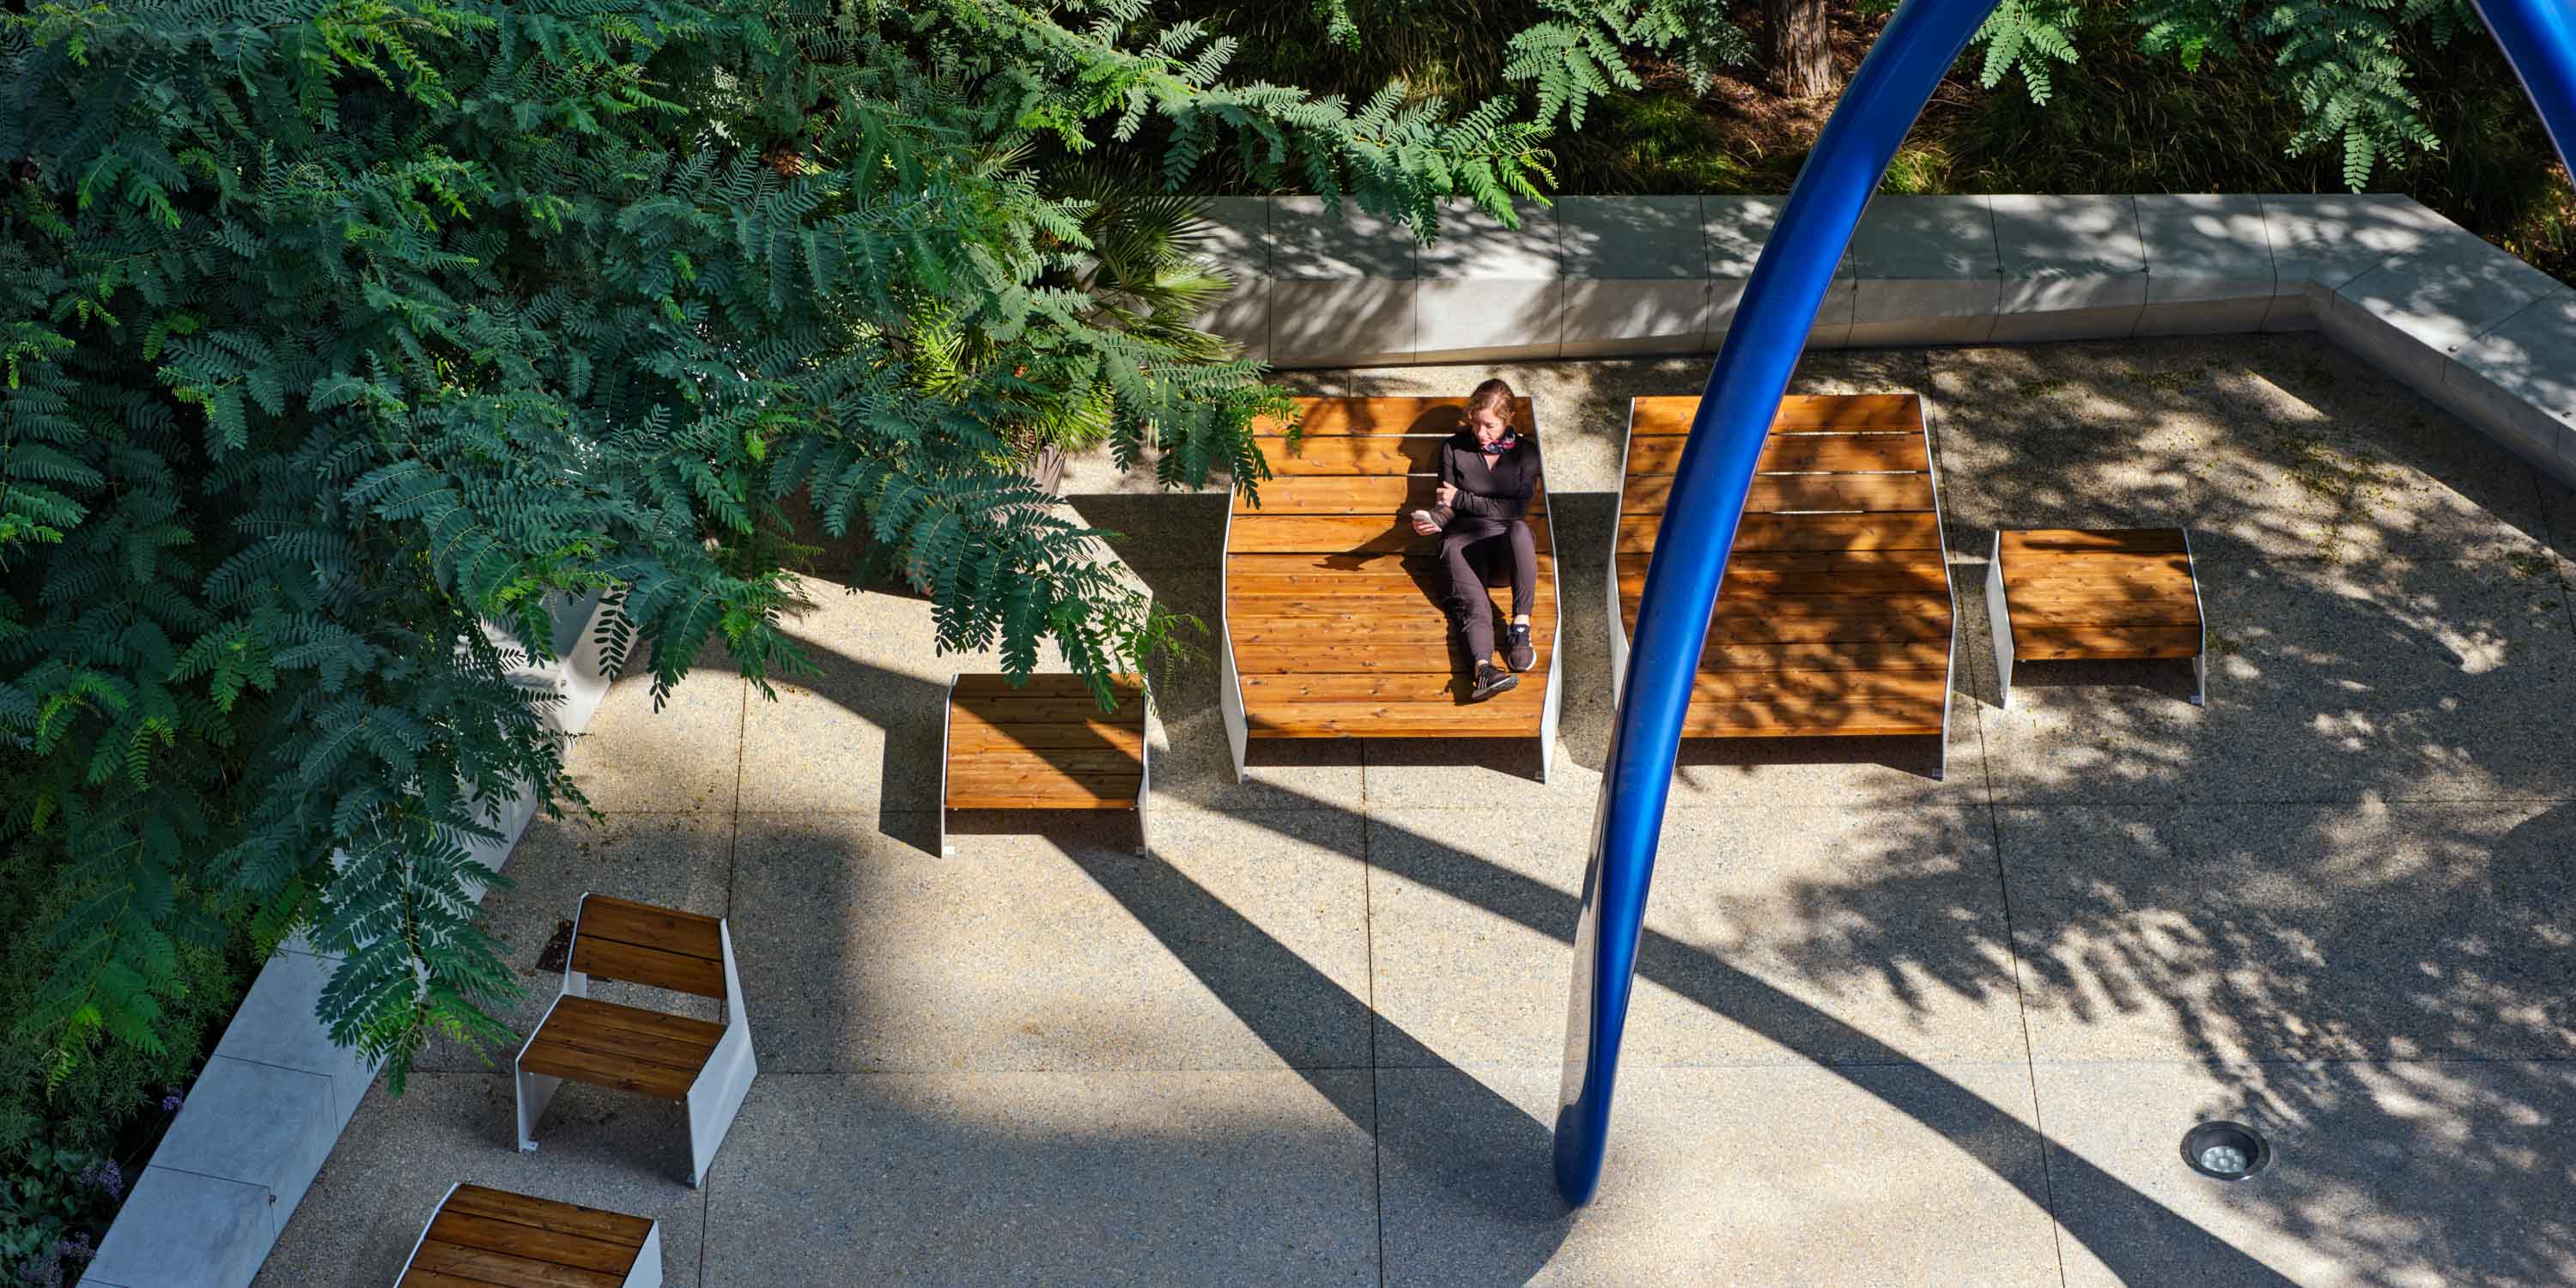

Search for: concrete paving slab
xmin=88 ymin=1167 xmax=270 ymax=1288
xmin=1705 ymin=195 xmax=1856 ymax=347
xmin=1192 ymin=197 xmax=1272 ymax=364
xmin=1560 ymin=195 xmax=1705 ymax=279
xmin=1273 ymin=277 xmax=1417 ymax=368
xmin=251 ymin=1072 xmax=707 ymax=1288
xmin=1562 ymin=279 xmax=1711 ymax=357
xmin=2329 ymin=241 xmax=2570 ymax=392
xmin=416 ymin=810 xmax=732 ymax=1071
xmin=1998 ymin=800 xmax=2575 ymax=1064
xmin=1272 ymin=197 xmax=1415 ymax=280
xmin=702 ymin=1069 xmax=1380 ymax=1285
xmin=1366 ymin=802 xmax=2023 ymax=1069
xmin=1978 ymin=556 xmax=2576 ymax=805
xmin=149 ymin=1056 xmax=340 ymax=1235
xmin=212 ymin=946 xmax=380 ymax=1121
xmin=1848 ymin=195 xmax=2003 ymax=348
xmin=1376 ymin=1062 xmax=2060 ymax=1287
xmin=1990 ymin=194 xmax=2148 ymax=342
xmin=561 ymin=637 xmax=743 ymax=812
xmin=1419 ymin=278 xmax=1564 ymax=363
xmin=731 ymin=809 xmax=1372 ymax=1072
xmin=2033 ymin=1058 xmax=2576 ymax=1288
xmin=2136 ymin=193 xmax=2276 ymax=313
xmin=2260 ymin=193 xmax=2463 ymax=283
xmin=1924 ymin=343 xmax=2207 ymax=560
xmin=737 ymin=577 xmax=950 ymax=814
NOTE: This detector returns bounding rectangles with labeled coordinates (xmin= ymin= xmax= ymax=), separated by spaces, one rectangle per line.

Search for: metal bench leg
xmin=2192 ymin=654 xmax=2208 ymax=708
xmin=1218 ymin=625 xmax=1249 ymax=784
xmin=684 ymin=924 xmax=760 ymax=1188
xmin=627 ymin=1224 xmax=666 ymax=1288
xmin=513 ymin=991 xmax=574 ymax=1153
xmin=1539 ymin=640 xmax=1564 ymax=785
xmin=1984 ymin=532 xmax=2014 ymax=712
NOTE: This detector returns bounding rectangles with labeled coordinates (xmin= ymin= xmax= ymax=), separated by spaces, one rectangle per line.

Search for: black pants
xmin=1440 ymin=518 xmax=1535 ymax=665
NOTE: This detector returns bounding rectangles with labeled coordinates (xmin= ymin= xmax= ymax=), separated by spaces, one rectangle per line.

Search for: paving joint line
xmin=1985 ymin=795 xmax=2073 ymax=1288
xmin=1361 ymin=742 xmax=1389 ymax=1288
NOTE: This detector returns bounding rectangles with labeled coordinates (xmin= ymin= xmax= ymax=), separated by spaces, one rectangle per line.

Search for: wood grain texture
xmin=1225 ymin=397 xmax=1559 ymax=741
xmin=1616 ymin=393 xmax=1954 ymax=741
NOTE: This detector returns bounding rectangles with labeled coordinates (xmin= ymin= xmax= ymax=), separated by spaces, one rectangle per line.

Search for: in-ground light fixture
xmin=2181 ymin=1121 xmax=2270 ymax=1181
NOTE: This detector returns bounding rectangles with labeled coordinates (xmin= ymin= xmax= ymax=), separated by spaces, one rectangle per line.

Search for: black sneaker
xmin=1468 ymin=661 xmax=1519 ymax=702
xmin=1506 ymin=623 xmax=1535 ymax=672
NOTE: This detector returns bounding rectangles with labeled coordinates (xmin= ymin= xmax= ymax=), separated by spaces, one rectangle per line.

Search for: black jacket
xmin=1437 ymin=433 xmax=1540 ymax=522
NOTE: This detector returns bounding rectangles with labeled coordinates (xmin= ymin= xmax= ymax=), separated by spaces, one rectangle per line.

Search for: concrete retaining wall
xmin=82 ymin=592 xmax=618 ymax=1288
xmin=1194 ymin=192 xmax=2576 ymax=490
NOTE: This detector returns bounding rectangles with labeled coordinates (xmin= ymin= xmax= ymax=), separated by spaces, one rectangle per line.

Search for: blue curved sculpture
xmin=1556 ymin=0 xmax=2576 ymax=1206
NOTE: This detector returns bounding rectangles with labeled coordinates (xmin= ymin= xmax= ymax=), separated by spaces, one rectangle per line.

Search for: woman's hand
xmin=1412 ymin=513 xmax=1441 ymax=536
xmin=1434 ymin=482 xmax=1457 ymax=506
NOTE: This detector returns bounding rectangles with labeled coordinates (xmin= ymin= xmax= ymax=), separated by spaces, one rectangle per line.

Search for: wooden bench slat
xmin=1622 ymin=472 xmax=1935 ymax=516
xmin=422 ymin=1212 xmax=645 ymax=1277
xmin=1624 ymin=431 xmax=1932 ymax=476
xmin=2009 ymin=623 xmax=2203 ymax=659
xmin=951 ymin=696 xmax=1146 ymax=728
xmin=1224 ymin=589 xmax=1557 ymax=618
xmin=1616 ymin=513 xmax=1942 ymax=554
xmin=1255 ymin=435 xmax=1445 ymax=476
xmin=519 ymin=1033 xmax=702 ymax=1100
xmin=949 ymin=723 xmax=1146 ymax=756
xmin=1233 ymin=514 xmax=1555 ymax=556
xmin=951 ymin=673 xmax=1145 ymax=702
xmin=1243 ymin=675 xmax=1551 ymax=735
xmin=1630 ymin=611 xmax=1952 ymax=646
xmin=1232 ymin=475 xmax=1548 ymax=515
xmin=568 ymin=934 xmax=727 ymax=1000
xmin=946 ymin=769 xmax=1141 ymax=806
xmin=574 ymin=896 xmax=722 ymax=963
xmin=404 ymin=1267 xmax=577 ymax=1288
xmin=2002 ymin=528 xmax=2190 ymax=555
xmin=1255 ymin=396 xmax=1534 ymax=437
xmin=531 ymin=997 xmax=725 ymax=1072
xmin=2003 ymin=598 xmax=2202 ymax=628
xmin=406 ymin=1243 xmax=626 ymax=1288
xmin=446 ymin=1186 xmax=653 ymax=1249
xmin=1695 ymin=641 xmax=1955 ymax=671
xmin=1629 ymin=394 xmax=1920 ymax=434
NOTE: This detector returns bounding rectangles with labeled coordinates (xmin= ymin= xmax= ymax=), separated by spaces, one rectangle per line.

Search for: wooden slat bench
xmin=1611 ymin=394 xmax=1957 ymax=775
xmin=1220 ymin=397 xmax=1564 ymax=781
xmin=514 ymin=895 xmax=756 ymax=1188
xmin=940 ymin=672 xmax=1150 ymax=856
xmin=395 ymin=1182 xmax=662 ymax=1288
xmin=1983 ymin=527 xmax=2208 ymax=708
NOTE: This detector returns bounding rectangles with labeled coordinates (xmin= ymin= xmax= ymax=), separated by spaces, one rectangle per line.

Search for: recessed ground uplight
xmin=2181 ymin=1121 xmax=2270 ymax=1181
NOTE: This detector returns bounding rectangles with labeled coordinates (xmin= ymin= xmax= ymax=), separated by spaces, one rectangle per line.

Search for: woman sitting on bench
xmin=1410 ymin=378 xmax=1540 ymax=702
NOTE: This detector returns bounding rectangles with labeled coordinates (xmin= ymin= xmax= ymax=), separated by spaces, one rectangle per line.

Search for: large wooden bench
xmin=941 ymin=672 xmax=1151 ymax=855
xmin=396 ymin=1182 xmax=663 ymax=1287
xmin=1220 ymin=397 xmax=1564 ymax=781
xmin=514 ymin=895 xmax=756 ymax=1188
xmin=1611 ymin=394 xmax=1956 ymax=775
xmin=1984 ymin=527 xmax=2208 ymax=708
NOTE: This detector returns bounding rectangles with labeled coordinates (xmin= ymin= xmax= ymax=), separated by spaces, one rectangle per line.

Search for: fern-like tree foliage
xmin=0 ymin=0 xmax=1552 ymax=1086
xmin=1976 ymin=0 xmax=2483 ymax=188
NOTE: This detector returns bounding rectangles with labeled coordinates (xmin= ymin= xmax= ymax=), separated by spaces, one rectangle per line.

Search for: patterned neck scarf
xmin=1475 ymin=431 xmax=1519 ymax=456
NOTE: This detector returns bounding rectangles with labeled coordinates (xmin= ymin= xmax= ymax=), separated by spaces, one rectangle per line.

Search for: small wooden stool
xmin=942 ymin=673 xmax=1150 ymax=856
xmin=396 ymin=1182 xmax=662 ymax=1287
xmin=1984 ymin=528 xmax=2207 ymax=708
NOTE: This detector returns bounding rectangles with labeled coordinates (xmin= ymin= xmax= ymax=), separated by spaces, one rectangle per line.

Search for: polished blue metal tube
xmin=2476 ymin=0 xmax=2576 ymax=176
xmin=1551 ymin=0 xmax=2002 ymax=1206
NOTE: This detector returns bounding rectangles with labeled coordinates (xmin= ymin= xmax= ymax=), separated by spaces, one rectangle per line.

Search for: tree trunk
xmin=1021 ymin=445 xmax=1070 ymax=496
xmin=1763 ymin=0 xmax=1834 ymax=100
